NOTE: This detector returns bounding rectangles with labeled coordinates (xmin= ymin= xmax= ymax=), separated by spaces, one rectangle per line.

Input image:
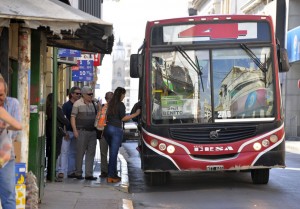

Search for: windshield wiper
xmin=175 ymin=46 xmax=204 ymax=92
xmin=240 ymin=43 xmax=267 ymax=73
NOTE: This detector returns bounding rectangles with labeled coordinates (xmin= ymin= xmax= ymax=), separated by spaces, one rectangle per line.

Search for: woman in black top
xmin=104 ymin=87 xmax=141 ymax=183
xmin=45 ymin=93 xmax=70 ymax=181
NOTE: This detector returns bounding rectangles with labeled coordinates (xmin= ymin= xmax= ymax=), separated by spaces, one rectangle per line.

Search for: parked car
xmin=123 ymin=119 xmax=140 ymax=142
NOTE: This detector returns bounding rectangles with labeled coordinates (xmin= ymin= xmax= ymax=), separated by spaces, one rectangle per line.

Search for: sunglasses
xmin=74 ymin=92 xmax=81 ymax=95
xmin=86 ymin=93 xmax=93 ymax=96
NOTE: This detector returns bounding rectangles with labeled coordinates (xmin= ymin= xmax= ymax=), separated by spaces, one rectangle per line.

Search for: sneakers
xmin=107 ymin=176 xmax=121 ymax=183
xmin=85 ymin=176 xmax=97 ymax=180
xmin=99 ymin=172 xmax=108 ymax=178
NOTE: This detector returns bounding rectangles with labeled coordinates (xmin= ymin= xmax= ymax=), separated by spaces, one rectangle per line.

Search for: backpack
xmin=94 ymin=103 xmax=108 ymax=131
xmin=130 ymin=101 xmax=141 ymax=122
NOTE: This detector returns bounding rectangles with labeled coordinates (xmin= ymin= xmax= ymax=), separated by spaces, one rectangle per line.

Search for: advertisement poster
xmin=287 ymin=26 xmax=300 ymax=62
xmin=72 ymin=60 xmax=94 ymax=81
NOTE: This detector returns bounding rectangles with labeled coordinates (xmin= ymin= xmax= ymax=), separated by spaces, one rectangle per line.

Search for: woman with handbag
xmin=103 ymin=87 xmax=141 ymax=183
xmin=45 ymin=93 xmax=70 ymax=182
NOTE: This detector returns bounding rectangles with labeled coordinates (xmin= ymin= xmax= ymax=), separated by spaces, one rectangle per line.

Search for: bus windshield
xmin=151 ymin=46 xmax=274 ymax=124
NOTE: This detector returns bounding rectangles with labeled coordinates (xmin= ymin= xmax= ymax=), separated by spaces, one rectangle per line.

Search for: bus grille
xmin=169 ymin=126 xmax=257 ymax=144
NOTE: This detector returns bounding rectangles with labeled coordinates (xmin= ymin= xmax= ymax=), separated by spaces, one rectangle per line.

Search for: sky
xmin=96 ymin=0 xmax=189 ymax=101
xmin=103 ymin=0 xmax=189 ymax=49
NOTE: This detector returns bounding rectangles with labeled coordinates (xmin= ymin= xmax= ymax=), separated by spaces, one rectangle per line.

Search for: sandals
xmin=55 ymin=173 xmax=64 ymax=182
xmin=57 ymin=173 xmax=64 ymax=178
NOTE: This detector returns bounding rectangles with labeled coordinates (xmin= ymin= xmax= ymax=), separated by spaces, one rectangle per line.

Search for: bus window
xmin=212 ymin=47 xmax=274 ymax=121
xmin=151 ymin=50 xmax=211 ymax=124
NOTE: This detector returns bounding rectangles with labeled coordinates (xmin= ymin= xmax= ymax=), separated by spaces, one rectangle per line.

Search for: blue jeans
xmin=104 ymin=125 xmax=123 ymax=177
xmin=59 ymin=131 xmax=77 ymax=176
xmin=0 ymin=159 xmax=16 ymax=209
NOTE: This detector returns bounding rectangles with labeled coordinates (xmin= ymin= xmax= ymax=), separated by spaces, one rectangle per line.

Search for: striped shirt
xmin=71 ymin=98 xmax=97 ymax=130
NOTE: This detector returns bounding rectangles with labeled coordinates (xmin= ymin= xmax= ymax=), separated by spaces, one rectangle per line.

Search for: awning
xmin=0 ymin=0 xmax=114 ymax=54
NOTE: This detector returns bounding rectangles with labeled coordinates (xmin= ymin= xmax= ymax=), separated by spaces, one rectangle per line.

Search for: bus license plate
xmin=207 ymin=165 xmax=224 ymax=171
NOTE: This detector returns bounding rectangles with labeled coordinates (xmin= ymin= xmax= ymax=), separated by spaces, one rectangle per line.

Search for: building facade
xmin=189 ymin=0 xmax=300 ymax=139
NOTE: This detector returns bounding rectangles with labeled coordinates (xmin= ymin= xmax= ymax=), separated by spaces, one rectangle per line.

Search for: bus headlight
xmin=159 ymin=143 xmax=167 ymax=151
xmin=270 ymin=135 xmax=278 ymax=143
xmin=167 ymin=145 xmax=175 ymax=154
xmin=150 ymin=139 xmax=158 ymax=147
xmin=262 ymin=139 xmax=270 ymax=147
xmin=253 ymin=142 xmax=262 ymax=151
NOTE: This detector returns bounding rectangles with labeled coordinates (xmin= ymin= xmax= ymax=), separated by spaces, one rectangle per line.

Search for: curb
xmin=122 ymin=199 xmax=134 ymax=209
xmin=118 ymin=153 xmax=129 ymax=193
xmin=285 ymin=141 xmax=300 ymax=154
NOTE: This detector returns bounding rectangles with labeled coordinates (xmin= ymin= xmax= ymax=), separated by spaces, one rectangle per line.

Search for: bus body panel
xmin=140 ymin=122 xmax=285 ymax=171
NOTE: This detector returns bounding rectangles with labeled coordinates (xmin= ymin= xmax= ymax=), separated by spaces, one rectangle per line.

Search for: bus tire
xmin=149 ymin=172 xmax=169 ymax=186
xmin=251 ymin=168 xmax=269 ymax=184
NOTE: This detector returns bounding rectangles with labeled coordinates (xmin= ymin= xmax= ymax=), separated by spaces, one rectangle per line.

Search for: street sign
xmin=58 ymin=48 xmax=81 ymax=57
xmin=72 ymin=60 xmax=94 ymax=81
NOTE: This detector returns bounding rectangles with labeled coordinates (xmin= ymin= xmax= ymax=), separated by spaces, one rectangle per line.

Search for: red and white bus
xmin=130 ymin=15 xmax=289 ymax=185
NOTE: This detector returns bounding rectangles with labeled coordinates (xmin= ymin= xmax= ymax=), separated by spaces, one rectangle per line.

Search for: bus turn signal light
xmin=270 ymin=135 xmax=278 ymax=143
xmin=150 ymin=139 xmax=158 ymax=147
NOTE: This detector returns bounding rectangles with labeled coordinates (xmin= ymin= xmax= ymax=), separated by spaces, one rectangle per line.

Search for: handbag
xmin=0 ymin=129 xmax=12 ymax=168
xmin=95 ymin=104 xmax=107 ymax=131
xmin=92 ymin=102 xmax=104 ymax=139
xmin=95 ymin=129 xmax=103 ymax=139
xmin=57 ymin=126 xmax=67 ymax=138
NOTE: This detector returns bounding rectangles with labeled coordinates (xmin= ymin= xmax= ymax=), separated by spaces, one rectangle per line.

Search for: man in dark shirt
xmin=60 ymin=87 xmax=81 ymax=178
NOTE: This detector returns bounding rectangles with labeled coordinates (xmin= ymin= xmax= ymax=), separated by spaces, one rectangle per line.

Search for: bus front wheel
xmin=251 ymin=168 xmax=269 ymax=184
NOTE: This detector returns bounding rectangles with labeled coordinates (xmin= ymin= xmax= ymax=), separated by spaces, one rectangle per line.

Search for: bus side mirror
xmin=130 ymin=54 xmax=143 ymax=78
xmin=278 ymin=48 xmax=290 ymax=72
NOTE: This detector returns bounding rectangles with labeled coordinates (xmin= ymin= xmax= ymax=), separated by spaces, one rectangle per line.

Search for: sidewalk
xmin=38 ymin=153 xmax=133 ymax=209
xmin=285 ymin=138 xmax=300 ymax=154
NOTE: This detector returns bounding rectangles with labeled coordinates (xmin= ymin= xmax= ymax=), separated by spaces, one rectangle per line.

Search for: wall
xmin=285 ymin=0 xmax=300 ymax=139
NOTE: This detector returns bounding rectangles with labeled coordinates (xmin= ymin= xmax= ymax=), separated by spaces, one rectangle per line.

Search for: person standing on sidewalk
xmin=71 ymin=86 xmax=97 ymax=180
xmin=99 ymin=91 xmax=113 ymax=178
xmin=0 ymin=76 xmax=22 ymax=209
xmin=104 ymin=87 xmax=141 ymax=183
xmin=61 ymin=87 xmax=81 ymax=178
xmin=45 ymin=93 xmax=70 ymax=182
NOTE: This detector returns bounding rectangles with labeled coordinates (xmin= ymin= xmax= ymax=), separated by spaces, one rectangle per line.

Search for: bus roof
xmin=147 ymin=15 xmax=272 ymax=26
